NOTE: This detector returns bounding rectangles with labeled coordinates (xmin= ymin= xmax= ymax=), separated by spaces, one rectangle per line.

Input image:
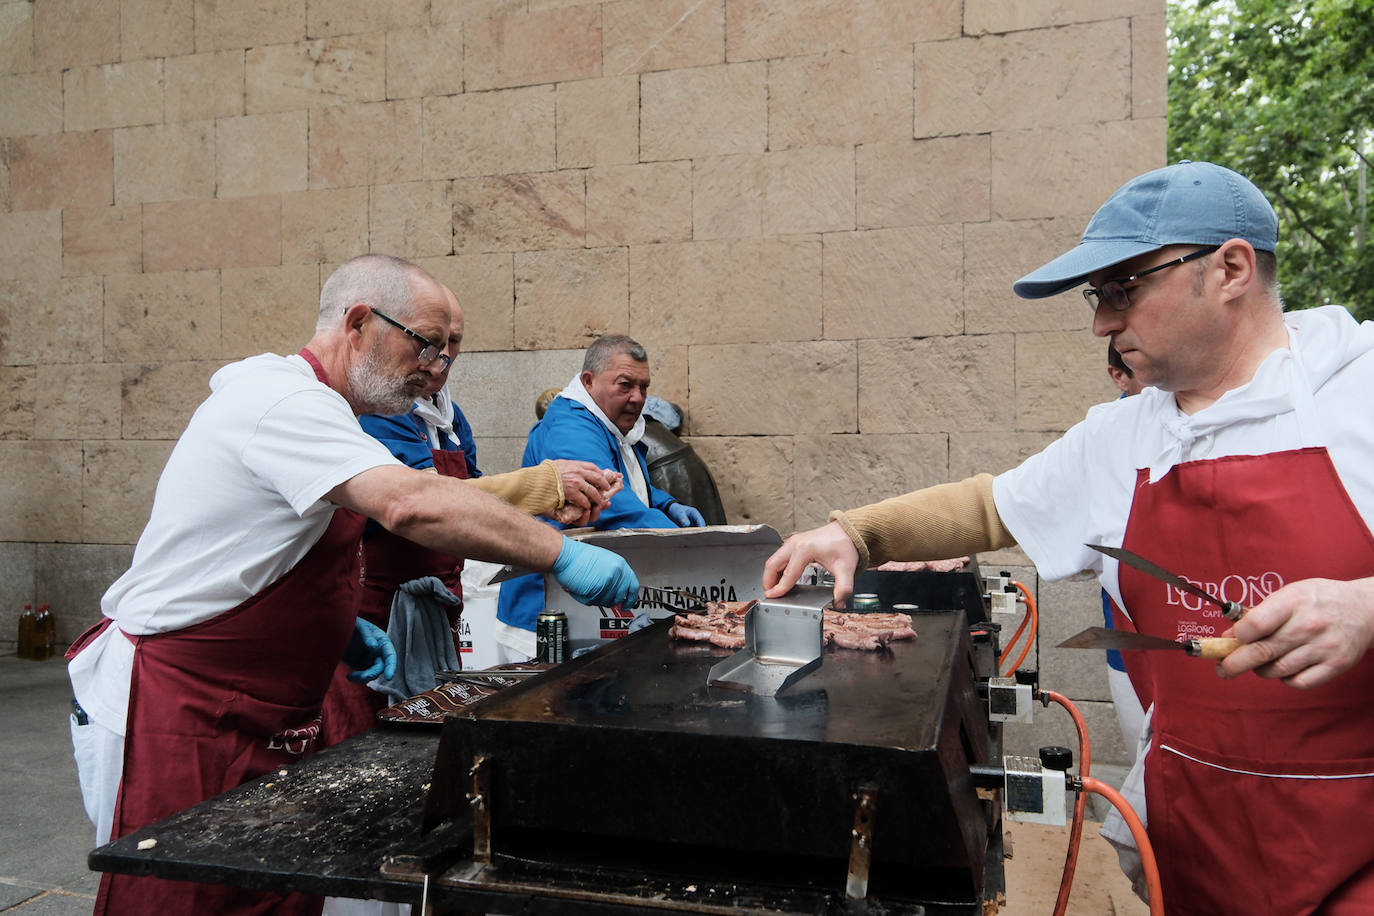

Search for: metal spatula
xmin=706 ymin=585 xmax=828 ymax=695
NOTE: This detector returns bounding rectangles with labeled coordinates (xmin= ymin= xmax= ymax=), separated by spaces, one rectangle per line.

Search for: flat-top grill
xmin=425 ymin=608 xmax=997 ymax=911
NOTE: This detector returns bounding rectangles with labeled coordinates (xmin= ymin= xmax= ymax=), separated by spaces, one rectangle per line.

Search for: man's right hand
xmin=762 ymin=521 xmax=860 ymax=607
xmin=551 ymin=536 xmax=640 ymax=608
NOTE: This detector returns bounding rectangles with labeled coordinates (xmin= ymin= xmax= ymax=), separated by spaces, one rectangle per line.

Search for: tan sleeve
xmin=464 ymin=459 xmax=564 ymax=515
xmin=828 ymin=473 xmax=1016 ymax=570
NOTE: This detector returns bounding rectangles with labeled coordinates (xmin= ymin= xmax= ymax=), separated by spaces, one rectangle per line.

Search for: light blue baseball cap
xmin=1012 ymin=161 xmax=1279 ymax=299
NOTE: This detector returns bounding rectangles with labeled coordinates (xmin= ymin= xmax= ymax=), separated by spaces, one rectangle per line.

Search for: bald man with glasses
xmin=763 ymin=161 xmax=1374 ymax=914
xmin=319 ymin=282 xmax=622 ymax=748
xmin=67 ymin=253 xmax=639 ymax=916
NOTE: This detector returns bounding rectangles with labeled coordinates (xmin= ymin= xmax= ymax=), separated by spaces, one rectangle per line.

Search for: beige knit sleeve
xmin=828 ymin=473 xmax=1015 ymax=569
xmin=464 ymin=459 xmax=563 ymax=515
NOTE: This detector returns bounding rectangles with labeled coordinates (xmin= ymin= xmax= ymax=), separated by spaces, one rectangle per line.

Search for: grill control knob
xmin=1039 ymin=745 xmax=1074 ymax=772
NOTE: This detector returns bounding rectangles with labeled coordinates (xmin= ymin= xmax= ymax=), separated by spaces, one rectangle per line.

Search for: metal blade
xmin=670 ymin=589 xmax=709 ymax=610
xmin=1056 ymin=626 xmax=1188 ymax=652
xmin=1087 ymin=543 xmax=1245 ymax=620
xmin=435 ymin=668 xmax=547 ymax=683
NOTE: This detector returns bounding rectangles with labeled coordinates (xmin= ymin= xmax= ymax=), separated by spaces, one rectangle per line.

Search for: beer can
xmin=536 ymin=610 xmax=569 ymax=663
xmin=851 ymin=593 xmax=880 ymax=610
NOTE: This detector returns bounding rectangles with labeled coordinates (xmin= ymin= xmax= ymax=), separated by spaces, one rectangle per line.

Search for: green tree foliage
xmin=1168 ymin=0 xmax=1373 ymax=318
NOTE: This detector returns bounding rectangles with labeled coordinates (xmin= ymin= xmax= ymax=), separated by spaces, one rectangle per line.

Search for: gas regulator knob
xmin=1039 ymin=745 xmax=1074 ymax=772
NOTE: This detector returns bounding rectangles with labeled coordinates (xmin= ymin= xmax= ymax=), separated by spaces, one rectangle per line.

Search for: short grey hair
xmin=316 ymin=254 xmax=422 ymax=330
xmin=1189 ymin=247 xmax=1283 ymax=310
xmin=582 ymin=334 xmax=647 ymax=374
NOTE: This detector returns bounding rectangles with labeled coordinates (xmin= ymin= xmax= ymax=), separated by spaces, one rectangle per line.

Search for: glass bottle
xmin=31 ymin=606 xmax=51 ymax=661
xmin=17 ymin=604 xmax=35 ymax=660
xmin=40 ymin=605 xmax=56 ymax=661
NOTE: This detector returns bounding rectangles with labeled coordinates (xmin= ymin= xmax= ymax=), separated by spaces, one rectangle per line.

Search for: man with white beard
xmin=66 ymin=254 xmax=639 ymax=916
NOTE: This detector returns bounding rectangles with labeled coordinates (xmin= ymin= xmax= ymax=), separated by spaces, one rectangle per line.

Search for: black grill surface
xmin=433 ymin=609 xmax=994 ymax=907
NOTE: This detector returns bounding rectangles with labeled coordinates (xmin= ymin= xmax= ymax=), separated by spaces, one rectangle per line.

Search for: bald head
xmin=317 ymin=254 xmax=428 ymax=331
xmin=447 ymin=288 xmax=464 ymax=350
xmin=419 ymin=283 xmax=465 ymax=398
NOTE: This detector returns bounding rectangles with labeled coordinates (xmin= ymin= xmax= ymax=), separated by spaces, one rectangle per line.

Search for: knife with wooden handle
xmin=1088 ymin=543 xmax=1247 ymax=621
xmin=1058 ymin=626 xmax=1242 ymax=658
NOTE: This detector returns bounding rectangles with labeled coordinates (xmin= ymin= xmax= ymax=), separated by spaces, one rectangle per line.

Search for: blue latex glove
xmin=551 ymin=537 xmax=640 ymax=609
xmin=666 ymin=502 xmax=705 ymax=528
xmin=342 ymin=618 xmax=397 ymax=684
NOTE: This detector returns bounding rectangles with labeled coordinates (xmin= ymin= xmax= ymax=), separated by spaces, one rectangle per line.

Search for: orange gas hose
xmin=1041 ymin=690 xmax=1090 ymax=916
xmin=997 ymin=604 xmax=1029 ymax=667
xmin=1081 ymin=776 xmax=1165 ymax=916
xmin=998 ymin=582 xmax=1038 ymax=676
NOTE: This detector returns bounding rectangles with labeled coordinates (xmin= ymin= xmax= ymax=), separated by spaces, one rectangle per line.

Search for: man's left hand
xmin=1218 ymin=576 xmax=1374 ymax=689
xmin=667 ymin=503 xmax=705 ymax=527
xmin=343 ymin=618 xmax=398 ymax=684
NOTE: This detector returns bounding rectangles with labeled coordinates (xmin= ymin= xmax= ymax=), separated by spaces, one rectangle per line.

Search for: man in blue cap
xmin=762 ymin=161 xmax=1374 ymax=913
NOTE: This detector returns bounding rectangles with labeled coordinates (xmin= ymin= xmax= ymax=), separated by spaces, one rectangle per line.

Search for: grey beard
xmin=347 ymin=345 xmax=419 ymax=415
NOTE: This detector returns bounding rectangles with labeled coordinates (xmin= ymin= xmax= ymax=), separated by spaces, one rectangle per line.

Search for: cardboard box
xmin=496 ymin=525 xmax=783 ymax=652
xmin=456 ymin=559 xmax=504 ymax=669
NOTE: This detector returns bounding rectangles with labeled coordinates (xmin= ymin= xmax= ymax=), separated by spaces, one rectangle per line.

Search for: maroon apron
xmin=319 ymin=444 xmax=469 ymax=747
xmin=357 ymin=446 xmax=469 ymax=625
xmin=1117 ymin=447 xmax=1374 ymax=914
xmin=81 ymin=347 xmax=369 ymax=916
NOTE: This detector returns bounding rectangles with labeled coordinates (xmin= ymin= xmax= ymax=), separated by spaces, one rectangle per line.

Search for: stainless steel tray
xmin=706 ymin=584 xmax=829 ymax=695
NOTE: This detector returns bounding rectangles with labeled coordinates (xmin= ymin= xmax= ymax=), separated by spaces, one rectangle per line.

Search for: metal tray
xmin=706 ymin=585 xmax=829 ymax=695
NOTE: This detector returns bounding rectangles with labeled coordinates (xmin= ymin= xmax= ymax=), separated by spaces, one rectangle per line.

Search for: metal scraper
xmin=706 ymin=585 xmax=828 ymax=695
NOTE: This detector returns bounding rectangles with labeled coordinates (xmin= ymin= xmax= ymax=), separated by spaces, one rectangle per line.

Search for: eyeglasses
xmin=371 ymin=308 xmax=451 ymax=371
xmin=1082 ymin=246 xmax=1220 ymax=311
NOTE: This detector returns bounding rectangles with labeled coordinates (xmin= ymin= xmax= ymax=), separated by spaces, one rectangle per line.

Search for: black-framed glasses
xmin=1082 ymin=246 xmax=1220 ymax=312
xmin=371 ymin=308 xmax=452 ymax=371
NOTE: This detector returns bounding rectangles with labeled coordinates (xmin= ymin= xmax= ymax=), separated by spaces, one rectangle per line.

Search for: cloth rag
xmin=370 ymin=576 xmax=462 ymax=703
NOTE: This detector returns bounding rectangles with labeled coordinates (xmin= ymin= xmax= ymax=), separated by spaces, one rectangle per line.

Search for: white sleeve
xmin=242 ymin=389 xmax=400 ymax=517
xmin=993 ymin=402 xmax=1139 ymax=582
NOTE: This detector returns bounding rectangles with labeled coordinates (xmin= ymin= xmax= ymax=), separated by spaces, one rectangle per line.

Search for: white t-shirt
xmin=70 ymin=353 xmax=400 ymax=734
xmin=993 ymin=305 xmax=1374 ymax=613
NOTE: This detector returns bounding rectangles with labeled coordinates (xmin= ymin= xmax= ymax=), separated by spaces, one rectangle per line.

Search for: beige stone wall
xmin=0 ymin=0 xmax=1166 ymax=751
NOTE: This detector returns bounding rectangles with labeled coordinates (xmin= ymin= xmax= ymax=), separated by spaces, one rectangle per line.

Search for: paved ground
xmin=0 ymin=653 xmax=1145 ymax=915
xmin=0 ymin=655 xmax=99 ymax=915
xmin=1000 ymin=821 xmax=1148 ymax=915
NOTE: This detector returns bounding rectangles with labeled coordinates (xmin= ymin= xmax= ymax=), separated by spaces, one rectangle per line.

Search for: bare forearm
xmin=328 ymin=465 xmax=564 ymax=570
xmin=400 ymin=486 xmax=564 ymax=568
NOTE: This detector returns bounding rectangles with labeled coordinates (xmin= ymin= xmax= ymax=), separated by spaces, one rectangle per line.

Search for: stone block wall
xmin=0 ymin=0 xmax=1166 ymax=759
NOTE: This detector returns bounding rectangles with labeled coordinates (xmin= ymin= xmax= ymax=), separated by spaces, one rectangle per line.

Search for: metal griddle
xmin=424 ymin=609 xmax=995 ymax=909
xmin=85 ymin=567 xmax=1003 ymax=915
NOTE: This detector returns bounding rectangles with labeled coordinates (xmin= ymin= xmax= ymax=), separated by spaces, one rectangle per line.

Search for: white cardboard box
xmin=456 ymin=559 xmax=504 ymax=669
xmin=496 ymin=525 xmax=784 ymax=652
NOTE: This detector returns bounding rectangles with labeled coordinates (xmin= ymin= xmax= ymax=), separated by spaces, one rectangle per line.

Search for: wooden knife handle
xmin=1191 ymin=637 xmax=1243 ymax=658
